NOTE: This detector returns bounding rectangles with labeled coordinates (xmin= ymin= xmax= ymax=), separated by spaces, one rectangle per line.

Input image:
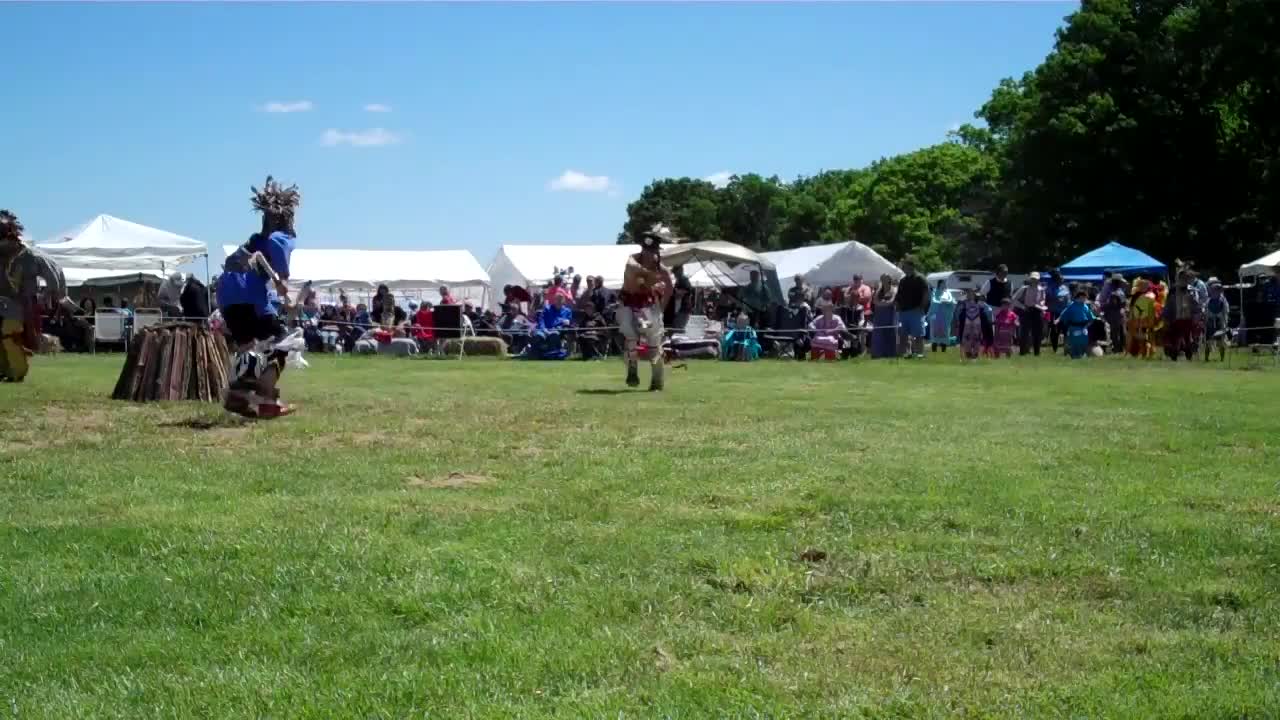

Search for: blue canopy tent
xmin=1058 ymin=241 xmax=1167 ymax=281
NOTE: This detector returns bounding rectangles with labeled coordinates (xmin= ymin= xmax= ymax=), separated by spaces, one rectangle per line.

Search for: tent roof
xmin=489 ymin=244 xmax=641 ymax=288
xmin=1059 ymin=241 xmax=1166 ymax=279
xmin=62 ymin=267 xmax=165 ymax=288
xmin=661 ymin=241 xmax=777 ymax=272
xmin=1240 ymin=249 xmax=1280 ymax=277
xmin=686 ymin=241 xmax=901 ymax=288
xmin=220 ymin=246 xmax=489 ymax=289
xmin=763 ymin=240 xmax=902 ymax=286
xmin=38 ymin=214 xmax=206 ymax=269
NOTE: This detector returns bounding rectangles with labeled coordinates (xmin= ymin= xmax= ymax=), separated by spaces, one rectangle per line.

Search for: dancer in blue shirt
xmin=217 ymin=176 xmax=300 ymax=418
xmin=1057 ymin=289 xmax=1098 ymax=359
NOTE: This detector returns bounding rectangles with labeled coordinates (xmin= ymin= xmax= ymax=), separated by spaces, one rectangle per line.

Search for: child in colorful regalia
xmin=954 ymin=287 xmax=992 ymax=360
xmin=992 ymin=297 xmax=1020 ymax=358
xmin=1057 ymin=289 xmax=1098 ymax=359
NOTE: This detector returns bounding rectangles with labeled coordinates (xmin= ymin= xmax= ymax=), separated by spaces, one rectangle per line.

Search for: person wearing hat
xmin=1100 ymin=272 xmax=1129 ymax=354
xmin=1203 ymin=278 xmax=1230 ymax=361
xmin=1126 ymin=277 xmax=1157 ymax=358
xmin=618 ymin=231 xmax=673 ymax=390
xmin=1045 ymin=269 xmax=1070 ymax=353
xmin=1012 ymin=272 xmax=1047 ymax=356
xmin=1162 ymin=267 xmax=1203 ymax=361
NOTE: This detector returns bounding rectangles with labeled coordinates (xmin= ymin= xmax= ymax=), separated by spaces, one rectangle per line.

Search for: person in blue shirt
xmin=525 ymin=293 xmax=572 ymax=359
xmin=216 ymin=176 xmax=300 ymax=418
xmin=1057 ymin=289 xmax=1098 ymax=359
xmin=1045 ymin=269 xmax=1071 ymax=353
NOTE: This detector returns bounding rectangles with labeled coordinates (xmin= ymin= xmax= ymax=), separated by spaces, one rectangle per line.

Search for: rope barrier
xmin=77 ymin=312 xmax=1280 ymax=338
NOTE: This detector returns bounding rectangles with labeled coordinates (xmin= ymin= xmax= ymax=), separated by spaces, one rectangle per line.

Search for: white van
xmin=927 ymin=269 xmax=1027 ymax=301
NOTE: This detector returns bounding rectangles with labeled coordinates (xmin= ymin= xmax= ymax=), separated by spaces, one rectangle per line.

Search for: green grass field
xmin=2 ymin=353 xmax=1278 ymax=718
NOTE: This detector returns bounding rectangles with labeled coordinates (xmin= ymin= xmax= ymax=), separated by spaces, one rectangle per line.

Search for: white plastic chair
xmin=93 ymin=311 xmax=127 ymax=353
xmin=133 ymin=308 xmax=163 ymax=335
xmin=676 ymin=314 xmax=709 ymax=342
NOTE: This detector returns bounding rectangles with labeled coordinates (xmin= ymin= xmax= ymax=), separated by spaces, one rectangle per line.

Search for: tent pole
xmin=204 ymin=253 xmax=212 ymax=314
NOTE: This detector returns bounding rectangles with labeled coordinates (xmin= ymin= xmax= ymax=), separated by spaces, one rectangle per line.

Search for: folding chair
xmin=92 ymin=311 xmax=128 ymax=353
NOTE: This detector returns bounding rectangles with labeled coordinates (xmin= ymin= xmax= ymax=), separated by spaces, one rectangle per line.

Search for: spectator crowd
xmin=35 ymin=259 xmax=1280 ymax=365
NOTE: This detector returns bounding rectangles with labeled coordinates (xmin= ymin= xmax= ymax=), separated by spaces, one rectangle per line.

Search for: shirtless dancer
xmin=618 ymin=231 xmax=673 ymax=391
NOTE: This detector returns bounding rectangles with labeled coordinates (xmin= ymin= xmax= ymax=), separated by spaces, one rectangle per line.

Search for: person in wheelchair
xmin=524 ymin=292 xmax=572 ymax=360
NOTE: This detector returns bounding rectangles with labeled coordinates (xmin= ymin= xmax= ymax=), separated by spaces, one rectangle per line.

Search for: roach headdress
xmin=250 ymin=176 xmax=301 ymax=229
xmin=0 ymin=210 xmax=24 ymax=243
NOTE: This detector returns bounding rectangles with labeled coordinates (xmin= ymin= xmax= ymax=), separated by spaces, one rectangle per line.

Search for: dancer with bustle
xmin=1 ymin=210 xmax=72 ymax=382
xmin=216 ymin=177 xmax=300 ymax=417
xmin=0 ymin=210 xmax=41 ymax=383
xmin=618 ymin=231 xmax=673 ymax=391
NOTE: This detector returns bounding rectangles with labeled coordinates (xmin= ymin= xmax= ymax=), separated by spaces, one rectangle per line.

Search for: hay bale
xmin=441 ymin=336 xmax=508 ymax=357
xmin=112 ymin=323 xmax=229 ymax=403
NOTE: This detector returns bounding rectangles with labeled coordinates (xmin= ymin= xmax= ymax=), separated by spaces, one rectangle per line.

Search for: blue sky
xmin=4 ymin=2 xmax=1073 ymax=273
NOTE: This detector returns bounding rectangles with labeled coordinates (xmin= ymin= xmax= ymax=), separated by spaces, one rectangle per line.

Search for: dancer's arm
xmin=246 ymin=251 xmax=289 ymax=297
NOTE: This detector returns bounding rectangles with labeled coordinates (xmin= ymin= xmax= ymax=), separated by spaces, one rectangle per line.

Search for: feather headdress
xmin=0 ymin=210 xmax=24 ymax=243
xmin=250 ymin=176 xmax=301 ymax=224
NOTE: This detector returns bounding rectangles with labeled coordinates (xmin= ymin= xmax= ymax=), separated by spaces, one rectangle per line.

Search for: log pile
xmin=111 ymin=324 xmax=231 ymax=403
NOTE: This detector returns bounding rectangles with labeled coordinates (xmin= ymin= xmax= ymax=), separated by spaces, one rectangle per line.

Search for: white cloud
xmin=364 ymin=103 xmax=392 ymax=113
xmin=320 ymin=128 xmax=403 ymax=147
xmin=260 ymin=100 xmax=314 ymax=113
xmin=703 ymin=171 xmax=733 ymax=188
xmin=548 ymin=170 xmax=612 ymax=193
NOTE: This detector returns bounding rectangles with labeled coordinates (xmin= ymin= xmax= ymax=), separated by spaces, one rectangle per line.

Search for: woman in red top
xmin=413 ymin=301 xmax=435 ymax=351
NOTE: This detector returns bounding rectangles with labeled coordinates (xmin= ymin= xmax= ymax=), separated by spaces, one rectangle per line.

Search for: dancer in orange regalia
xmin=1126 ymin=278 xmax=1157 ymax=358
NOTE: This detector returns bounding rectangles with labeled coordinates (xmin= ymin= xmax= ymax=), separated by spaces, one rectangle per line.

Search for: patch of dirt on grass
xmin=162 ymin=416 xmax=249 ymax=431
xmin=41 ymin=405 xmax=114 ymax=432
xmin=1234 ymin=498 xmax=1280 ymax=517
xmin=406 ymin=472 xmax=495 ymax=489
xmin=799 ymin=548 xmax=828 ymax=564
xmin=653 ymin=646 xmax=677 ymax=673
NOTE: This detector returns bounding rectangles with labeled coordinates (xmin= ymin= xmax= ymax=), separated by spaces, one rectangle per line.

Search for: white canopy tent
xmin=486 ymin=244 xmax=641 ymax=308
xmin=1240 ymin=249 xmax=1280 ymax=278
xmin=687 ymin=240 xmax=901 ymax=288
xmin=38 ymin=214 xmax=207 ymax=271
xmin=62 ymin=267 xmax=165 ymax=288
xmin=221 ymin=246 xmax=491 ymax=306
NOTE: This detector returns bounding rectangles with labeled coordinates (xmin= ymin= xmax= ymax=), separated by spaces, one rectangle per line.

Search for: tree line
xmin=619 ymin=0 xmax=1279 ymax=277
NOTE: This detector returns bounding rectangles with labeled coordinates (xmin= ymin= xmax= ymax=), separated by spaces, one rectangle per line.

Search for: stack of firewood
xmin=112 ymin=324 xmax=231 ymax=402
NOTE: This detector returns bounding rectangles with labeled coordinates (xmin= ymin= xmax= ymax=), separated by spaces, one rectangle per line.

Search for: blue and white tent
xmin=1058 ymin=241 xmax=1166 ymax=281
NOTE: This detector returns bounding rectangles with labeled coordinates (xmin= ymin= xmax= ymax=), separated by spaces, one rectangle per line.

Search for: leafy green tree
xmin=713 ymin=174 xmax=789 ymax=251
xmin=618 ymin=178 xmax=722 ymax=244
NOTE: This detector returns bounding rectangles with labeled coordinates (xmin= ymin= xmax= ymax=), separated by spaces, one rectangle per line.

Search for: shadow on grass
xmin=575 ymin=388 xmax=638 ymax=396
xmin=159 ymin=416 xmax=253 ymax=431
